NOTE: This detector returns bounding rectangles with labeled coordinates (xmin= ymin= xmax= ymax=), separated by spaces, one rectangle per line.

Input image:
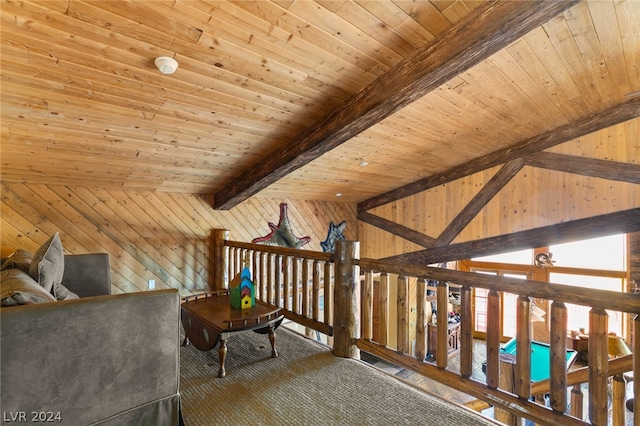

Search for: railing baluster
xmin=275 ymin=255 xmax=282 ymax=307
xmin=486 ymin=289 xmax=501 ymax=389
xmin=313 ymin=260 xmax=321 ymax=321
xmin=362 ymin=270 xmax=374 ymax=340
xmin=283 ymin=256 xmax=291 ymax=310
xmin=292 ymin=257 xmax=300 ymax=314
xmin=302 ymin=258 xmax=310 ymax=317
xmin=416 ymin=278 xmax=427 ymax=362
xmin=324 ymin=261 xmax=332 ymax=326
xmin=515 ymin=295 xmax=531 ymax=399
xmin=633 ymin=314 xmax=639 ymax=426
xmin=379 ymin=272 xmax=389 ymax=347
xmin=550 ymin=301 xmax=568 ymax=412
xmin=612 ymin=373 xmax=626 ymax=426
xmin=397 ymin=275 xmax=409 ymax=354
xmin=436 ymin=280 xmax=449 ymax=369
xmin=459 ymin=284 xmax=473 ymax=378
xmin=570 ymin=384 xmax=583 ymax=419
xmin=589 ymin=308 xmax=609 ymax=425
xmin=267 ymin=253 xmax=274 ymax=305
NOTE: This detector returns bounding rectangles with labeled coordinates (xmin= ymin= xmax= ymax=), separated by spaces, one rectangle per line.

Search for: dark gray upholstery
xmin=1 ymin=289 xmax=184 ymax=426
xmin=62 ymin=253 xmax=112 ymax=297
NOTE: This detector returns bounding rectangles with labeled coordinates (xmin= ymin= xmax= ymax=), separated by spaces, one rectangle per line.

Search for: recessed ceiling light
xmin=335 ymin=193 xmax=343 ymax=197
xmin=359 ymin=161 xmax=368 ymax=167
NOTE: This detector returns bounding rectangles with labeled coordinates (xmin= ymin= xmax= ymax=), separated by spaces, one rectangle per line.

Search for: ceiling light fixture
xmin=359 ymin=161 xmax=368 ymax=167
xmin=154 ymin=56 xmax=179 ymax=74
xmin=335 ymin=193 xmax=343 ymax=197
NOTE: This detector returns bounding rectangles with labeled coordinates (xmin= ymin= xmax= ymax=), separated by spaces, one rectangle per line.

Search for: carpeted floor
xmin=179 ymin=327 xmax=499 ymax=426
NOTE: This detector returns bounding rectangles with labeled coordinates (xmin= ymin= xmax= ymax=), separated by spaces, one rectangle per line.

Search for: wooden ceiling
xmin=2 ymin=1 xmax=639 ymax=209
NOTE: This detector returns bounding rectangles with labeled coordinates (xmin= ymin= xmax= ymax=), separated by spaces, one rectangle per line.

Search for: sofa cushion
xmin=52 ymin=282 xmax=79 ymax=301
xmin=0 ymin=249 xmax=33 ymax=274
xmin=1 ymin=269 xmax=57 ymax=306
xmin=28 ymin=233 xmax=64 ymax=293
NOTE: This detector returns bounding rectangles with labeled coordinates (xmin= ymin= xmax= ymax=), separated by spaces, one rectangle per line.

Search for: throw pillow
xmin=0 ymin=249 xmax=33 ymax=273
xmin=52 ymin=282 xmax=79 ymax=301
xmin=28 ymin=233 xmax=65 ymax=293
xmin=1 ymin=268 xmax=57 ymax=306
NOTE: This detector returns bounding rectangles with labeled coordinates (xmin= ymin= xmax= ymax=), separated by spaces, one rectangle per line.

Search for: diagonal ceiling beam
xmin=213 ymin=0 xmax=579 ymax=210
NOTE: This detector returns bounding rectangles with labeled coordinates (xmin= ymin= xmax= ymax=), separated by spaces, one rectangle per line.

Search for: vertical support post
xmin=211 ymin=229 xmax=229 ymax=291
xmin=333 ymin=240 xmax=360 ymax=358
xmin=589 ymin=308 xmax=609 ymax=425
xmin=460 ymin=284 xmax=473 ymax=378
xmin=550 ymin=301 xmax=568 ymax=412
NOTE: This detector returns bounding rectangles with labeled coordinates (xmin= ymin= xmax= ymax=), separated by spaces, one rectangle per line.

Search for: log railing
xmin=213 ymin=231 xmax=639 ymax=425
xmin=213 ymin=230 xmax=335 ymax=338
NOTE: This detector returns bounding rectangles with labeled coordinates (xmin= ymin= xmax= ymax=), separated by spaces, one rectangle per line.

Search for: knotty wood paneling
xmin=360 ymin=120 xmax=640 ymax=259
xmin=0 ymin=183 xmax=357 ymax=296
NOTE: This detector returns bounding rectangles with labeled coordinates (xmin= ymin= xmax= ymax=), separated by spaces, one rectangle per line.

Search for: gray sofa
xmin=1 ymin=250 xmax=185 ymax=425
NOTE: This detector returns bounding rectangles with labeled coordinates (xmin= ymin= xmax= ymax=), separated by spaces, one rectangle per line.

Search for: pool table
xmin=500 ymin=338 xmax=578 ymax=382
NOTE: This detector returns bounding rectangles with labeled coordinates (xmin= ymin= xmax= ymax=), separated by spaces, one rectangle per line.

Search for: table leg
xmin=218 ymin=338 xmax=227 ymax=378
xmin=269 ymin=326 xmax=278 ymax=358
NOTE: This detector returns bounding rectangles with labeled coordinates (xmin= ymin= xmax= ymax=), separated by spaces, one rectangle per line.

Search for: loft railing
xmin=212 ymin=230 xmax=639 ymax=426
xmin=214 ymin=230 xmax=335 ymax=338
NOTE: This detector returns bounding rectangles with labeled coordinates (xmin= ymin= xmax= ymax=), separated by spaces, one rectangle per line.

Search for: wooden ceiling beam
xmin=435 ymin=158 xmax=525 ymax=247
xmin=524 ymin=152 xmax=640 ymax=184
xmin=358 ymin=211 xmax=437 ymax=248
xmin=213 ymin=0 xmax=579 ymax=210
xmin=382 ymin=208 xmax=640 ymax=265
xmin=359 ymin=97 xmax=640 ymax=212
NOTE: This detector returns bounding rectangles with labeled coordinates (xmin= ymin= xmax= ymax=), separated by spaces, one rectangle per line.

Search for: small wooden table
xmin=181 ymin=291 xmax=284 ymax=377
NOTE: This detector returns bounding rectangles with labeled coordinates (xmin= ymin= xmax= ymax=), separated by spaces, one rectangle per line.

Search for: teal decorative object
xmin=230 ymin=266 xmax=255 ymax=309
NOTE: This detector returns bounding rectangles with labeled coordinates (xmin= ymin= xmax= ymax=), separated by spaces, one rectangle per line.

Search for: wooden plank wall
xmin=0 ymin=183 xmax=357 ymax=296
xmin=359 ymin=119 xmax=640 ymax=259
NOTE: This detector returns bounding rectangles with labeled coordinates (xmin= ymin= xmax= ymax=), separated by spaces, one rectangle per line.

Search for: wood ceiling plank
xmin=214 ymin=0 xmax=579 ymax=209
xmin=359 ymin=96 xmax=640 ymax=212
xmin=615 ymin=0 xmax=640 ymax=91
xmin=353 ymin=0 xmax=435 ymax=48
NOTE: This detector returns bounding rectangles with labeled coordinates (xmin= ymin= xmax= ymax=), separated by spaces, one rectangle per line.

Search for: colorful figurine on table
xmin=229 ymin=265 xmax=255 ymax=309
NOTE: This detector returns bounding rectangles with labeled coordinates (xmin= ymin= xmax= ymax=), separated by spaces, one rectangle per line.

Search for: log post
xmin=333 ymin=240 xmax=360 ymax=358
xmin=211 ymin=229 xmax=229 ymax=291
xmin=416 ymin=278 xmax=428 ymax=362
xmin=460 ymin=284 xmax=473 ymax=378
xmin=550 ymin=301 xmax=568 ymax=412
xmin=589 ymin=308 xmax=609 ymax=425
